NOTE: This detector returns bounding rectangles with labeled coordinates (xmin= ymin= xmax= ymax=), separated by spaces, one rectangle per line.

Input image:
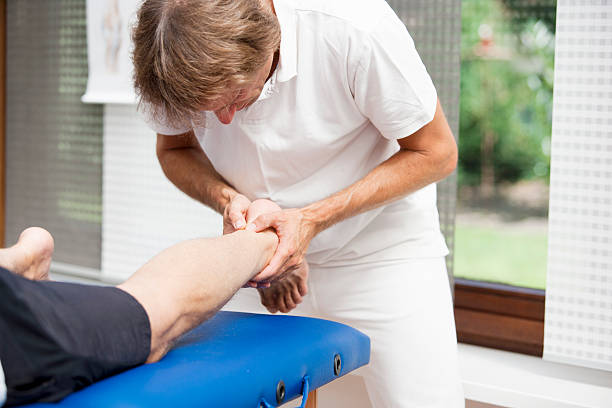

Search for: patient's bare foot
xmin=246 ymin=199 xmax=282 ymax=224
xmin=0 ymin=227 xmax=54 ymax=280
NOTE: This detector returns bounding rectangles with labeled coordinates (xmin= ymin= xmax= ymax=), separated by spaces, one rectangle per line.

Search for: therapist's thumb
xmin=228 ymin=209 xmax=246 ymax=230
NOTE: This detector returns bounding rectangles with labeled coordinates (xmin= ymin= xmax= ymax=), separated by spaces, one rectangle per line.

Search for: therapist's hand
xmin=258 ymin=262 xmax=309 ymax=313
xmin=243 ymin=198 xmax=284 ymax=287
xmin=222 ymin=193 xmax=251 ymax=234
xmin=246 ymin=207 xmax=318 ymax=283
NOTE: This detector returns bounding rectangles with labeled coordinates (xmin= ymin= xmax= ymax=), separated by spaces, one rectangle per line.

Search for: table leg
xmin=305 ymin=389 xmax=317 ymax=408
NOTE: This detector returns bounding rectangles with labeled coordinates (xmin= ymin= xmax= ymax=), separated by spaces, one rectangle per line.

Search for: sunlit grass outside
xmin=454 ymin=223 xmax=547 ymax=290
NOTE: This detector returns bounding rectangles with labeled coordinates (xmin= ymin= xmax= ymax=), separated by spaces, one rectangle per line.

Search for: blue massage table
xmin=24 ymin=311 xmax=370 ymax=407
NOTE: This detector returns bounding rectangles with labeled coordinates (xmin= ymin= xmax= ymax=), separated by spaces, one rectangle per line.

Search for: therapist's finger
xmin=258 ymin=289 xmax=277 ymax=313
xmin=298 ymin=278 xmax=308 ymax=297
xmin=283 ymin=292 xmax=296 ymax=313
xmin=225 ymin=195 xmax=251 ymax=231
xmin=252 ymin=247 xmax=298 ymax=284
xmin=270 ymin=282 xmax=286 ymax=313
xmin=228 ymin=207 xmax=247 ymax=230
xmin=253 ymin=250 xmax=289 ymax=282
xmin=275 ymin=293 xmax=288 ymax=314
xmin=291 ymin=285 xmax=303 ymax=306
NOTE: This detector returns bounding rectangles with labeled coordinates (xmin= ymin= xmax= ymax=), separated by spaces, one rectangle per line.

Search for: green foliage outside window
xmin=455 ymin=0 xmax=556 ymax=290
xmin=459 ymin=0 xmax=555 ymax=189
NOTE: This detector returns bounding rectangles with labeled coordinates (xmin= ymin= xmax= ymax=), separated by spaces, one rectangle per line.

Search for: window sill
xmin=459 ymin=343 xmax=612 ymax=408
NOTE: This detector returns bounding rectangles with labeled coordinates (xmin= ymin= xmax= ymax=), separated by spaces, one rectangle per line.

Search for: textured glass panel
xmin=544 ymin=0 xmax=612 ymax=372
xmin=5 ymin=0 xmax=103 ymax=269
xmin=386 ymin=0 xmax=462 ymax=275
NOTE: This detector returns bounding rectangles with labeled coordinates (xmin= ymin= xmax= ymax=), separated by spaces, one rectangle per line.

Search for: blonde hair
xmin=132 ymin=0 xmax=281 ymax=127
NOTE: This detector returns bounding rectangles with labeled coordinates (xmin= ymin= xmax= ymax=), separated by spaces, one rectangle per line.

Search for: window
xmin=454 ymin=0 xmax=557 ymax=355
xmin=4 ymin=0 xmax=103 ymax=273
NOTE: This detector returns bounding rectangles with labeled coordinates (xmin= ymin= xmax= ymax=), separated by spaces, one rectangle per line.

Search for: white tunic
xmin=145 ymin=0 xmax=449 ymax=265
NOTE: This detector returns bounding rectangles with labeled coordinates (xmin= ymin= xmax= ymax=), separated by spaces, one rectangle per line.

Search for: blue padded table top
xmin=25 ymin=311 xmax=370 ymax=408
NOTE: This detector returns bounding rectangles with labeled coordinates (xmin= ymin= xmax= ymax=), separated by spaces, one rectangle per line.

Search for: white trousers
xmin=224 ymin=255 xmax=464 ymax=408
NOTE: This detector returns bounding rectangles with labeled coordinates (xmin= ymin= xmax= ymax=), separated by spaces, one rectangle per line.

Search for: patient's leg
xmin=0 ymin=228 xmax=276 ymax=406
xmin=118 ymin=229 xmax=278 ymax=362
xmin=0 ymin=227 xmax=54 ymax=281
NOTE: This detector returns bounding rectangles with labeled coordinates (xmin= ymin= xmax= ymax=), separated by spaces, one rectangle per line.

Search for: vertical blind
xmin=5 ymin=0 xmax=103 ymax=271
xmin=387 ymin=0 xmax=462 ymax=276
xmin=544 ymin=0 xmax=612 ymax=371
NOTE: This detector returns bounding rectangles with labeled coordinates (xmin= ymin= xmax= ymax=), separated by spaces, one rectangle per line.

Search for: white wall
xmin=102 ymin=104 xmax=222 ymax=282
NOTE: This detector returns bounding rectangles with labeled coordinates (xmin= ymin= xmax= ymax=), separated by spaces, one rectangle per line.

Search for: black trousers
xmin=0 ymin=268 xmax=151 ymax=406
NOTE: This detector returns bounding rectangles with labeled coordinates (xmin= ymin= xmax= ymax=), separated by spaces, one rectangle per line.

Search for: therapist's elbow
xmin=155 ymin=137 xmax=166 ymax=161
xmin=436 ymin=134 xmax=458 ymax=180
xmin=155 ymin=136 xmax=183 ymax=174
xmin=155 ymin=136 xmax=171 ymax=163
xmin=445 ymin=138 xmax=459 ymax=176
xmin=155 ymin=147 xmax=172 ymax=178
xmin=155 ymin=146 xmax=165 ymax=164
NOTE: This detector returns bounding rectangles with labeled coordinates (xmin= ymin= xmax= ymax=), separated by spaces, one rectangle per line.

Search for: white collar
xmin=272 ymin=0 xmax=297 ymax=83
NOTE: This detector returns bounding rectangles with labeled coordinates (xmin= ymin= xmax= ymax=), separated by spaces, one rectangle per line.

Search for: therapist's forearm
xmin=157 ymin=143 xmax=238 ymax=215
xmin=302 ymin=152 xmax=446 ymax=232
xmin=302 ymin=100 xmax=457 ymax=234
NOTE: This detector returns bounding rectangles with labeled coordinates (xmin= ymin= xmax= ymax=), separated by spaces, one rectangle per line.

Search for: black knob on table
xmin=276 ymin=380 xmax=286 ymax=404
xmin=334 ymin=354 xmax=342 ymax=376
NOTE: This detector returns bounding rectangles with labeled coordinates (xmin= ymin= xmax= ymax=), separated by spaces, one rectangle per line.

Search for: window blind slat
xmin=387 ymin=0 xmax=461 ymax=277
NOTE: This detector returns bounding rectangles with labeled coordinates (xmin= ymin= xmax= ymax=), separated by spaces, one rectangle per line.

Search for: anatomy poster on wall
xmin=82 ymin=0 xmax=139 ymax=104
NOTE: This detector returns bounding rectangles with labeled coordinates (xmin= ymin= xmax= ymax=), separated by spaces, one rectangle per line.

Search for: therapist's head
xmin=132 ymin=0 xmax=280 ymax=126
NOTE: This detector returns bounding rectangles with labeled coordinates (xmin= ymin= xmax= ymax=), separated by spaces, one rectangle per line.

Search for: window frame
xmin=454 ymin=277 xmax=545 ymax=356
